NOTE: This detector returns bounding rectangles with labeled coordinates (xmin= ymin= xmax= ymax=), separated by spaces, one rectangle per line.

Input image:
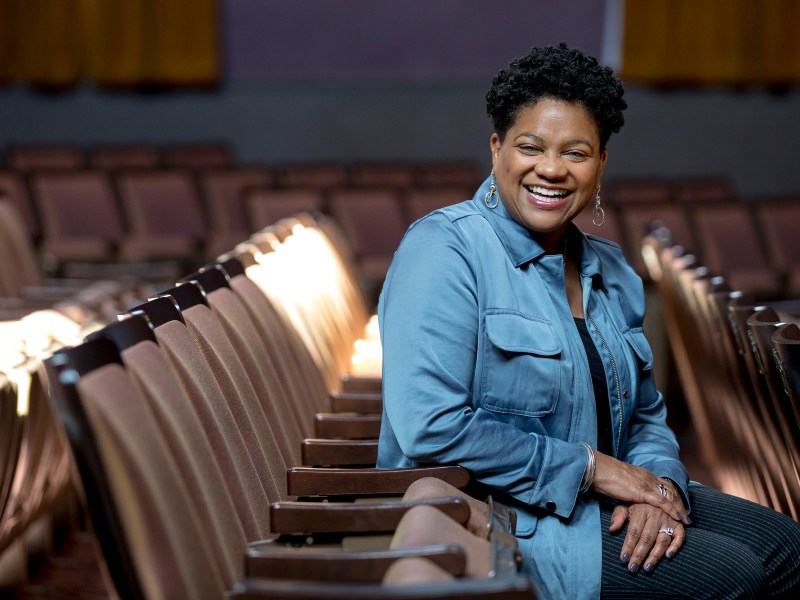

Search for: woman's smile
xmin=524 ymin=184 xmax=574 ymax=209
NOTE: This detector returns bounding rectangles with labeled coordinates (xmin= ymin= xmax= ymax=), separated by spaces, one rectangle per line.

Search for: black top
xmin=574 ymin=317 xmax=613 ymax=455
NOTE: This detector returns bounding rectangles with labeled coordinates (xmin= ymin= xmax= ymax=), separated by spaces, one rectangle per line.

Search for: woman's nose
xmin=535 ymin=154 xmax=567 ymax=179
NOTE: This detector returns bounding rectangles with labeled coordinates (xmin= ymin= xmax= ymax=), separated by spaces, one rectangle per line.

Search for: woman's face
xmin=490 ymin=97 xmax=607 ymax=244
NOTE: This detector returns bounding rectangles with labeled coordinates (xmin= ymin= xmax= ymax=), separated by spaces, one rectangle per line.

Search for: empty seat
xmin=6 ymin=145 xmax=84 ymax=171
xmin=88 ymin=144 xmax=160 ymax=170
xmin=246 ymin=188 xmax=324 ymax=231
xmin=414 ymin=162 xmax=481 ymax=188
xmin=604 ymin=177 xmax=672 ymax=205
xmin=31 ymin=170 xmax=127 ymax=265
xmin=350 ymin=163 xmax=415 ymax=188
xmin=162 ymin=142 xmax=234 ymax=169
xmin=327 ymin=188 xmax=407 ymax=284
xmin=618 ymin=202 xmax=695 ymax=277
xmin=755 ymin=197 xmax=800 ymax=297
xmin=690 ymin=202 xmax=783 ymax=299
xmin=198 ymin=167 xmax=273 ymax=257
xmin=276 ymin=163 xmax=348 ymax=190
xmin=116 ymin=169 xmax=207 ymax=263
xmin=672 ymin=176 xmax=736 ymax=204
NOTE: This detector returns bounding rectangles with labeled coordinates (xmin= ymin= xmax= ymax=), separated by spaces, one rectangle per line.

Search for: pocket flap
xmin=486 ymin=312 xmax=561 ymax=356
xmin=624 ymin=328 xmax=653 ymax=370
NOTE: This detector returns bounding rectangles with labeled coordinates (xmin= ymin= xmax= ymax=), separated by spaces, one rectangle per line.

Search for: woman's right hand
xmin=591 ymin=452 xmax=690 ymax=525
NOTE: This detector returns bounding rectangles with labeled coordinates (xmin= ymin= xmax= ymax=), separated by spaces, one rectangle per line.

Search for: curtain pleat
xmin=0 ymin=0 xmax=218 ymax=89
xmin=622 ymin=0 xmax=800 ymax=86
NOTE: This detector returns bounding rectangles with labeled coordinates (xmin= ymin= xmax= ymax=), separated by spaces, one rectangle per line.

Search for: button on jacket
xmin=377 ymin=176 xmax=689 ymax=599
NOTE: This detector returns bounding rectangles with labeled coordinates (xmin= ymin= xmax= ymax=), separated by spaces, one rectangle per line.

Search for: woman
xmin=377 ymin=43 xmax=800 ymax=598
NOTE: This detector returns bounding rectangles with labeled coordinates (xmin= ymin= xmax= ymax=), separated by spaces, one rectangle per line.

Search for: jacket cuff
xmin=527 ymin=437 xmax=587 ymax=519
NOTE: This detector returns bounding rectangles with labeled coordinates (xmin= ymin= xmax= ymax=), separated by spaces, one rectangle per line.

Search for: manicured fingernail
xmin=621 ymin=553 xmax=629 ymax=564
xmin=644 ymin=563 xmax=653 ymax=573
xmin=677 ymin=513 xmax=683 ymax=520
xmin=666 ymin=551 xmax=674 ymax=559
xmin=629 ymin=563 xmax=638 ymax=573
xmin=686 ymin=516 xmax=693 ymax=525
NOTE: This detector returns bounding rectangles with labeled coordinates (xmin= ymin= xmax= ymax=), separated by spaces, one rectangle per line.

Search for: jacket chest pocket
xmin=481 ymin=311 xmax=562 ymax=418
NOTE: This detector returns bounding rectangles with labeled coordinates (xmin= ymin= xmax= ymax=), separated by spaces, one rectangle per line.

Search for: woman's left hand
xmin=609 ymin=501 xmax=685 ymax=574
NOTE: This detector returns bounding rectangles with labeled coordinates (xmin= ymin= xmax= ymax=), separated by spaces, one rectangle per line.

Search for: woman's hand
xmin=592 ymin=452 xmax=690 ymax=525
xmin=609 ymin=502 xmax=685 ymax=573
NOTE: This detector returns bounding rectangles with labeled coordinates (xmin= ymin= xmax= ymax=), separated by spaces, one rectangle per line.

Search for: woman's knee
xmin=404 ymin=477 xmax=459 ymax=501
xmin=391 ymin=504 xmax=493 ymax=579
xmin=403 ymin=477 xmax=490 ymax=537
xmin=393 ymin=505 xmax=459 ymax=548
xmin=383 ymin=557 xmax=455 ymax=585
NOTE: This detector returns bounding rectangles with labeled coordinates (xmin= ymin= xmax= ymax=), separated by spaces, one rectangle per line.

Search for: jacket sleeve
xmin=378 ymin=213 xmax=586 ymax=518
xmin=609 ymin=260 xmax=691 ymax=509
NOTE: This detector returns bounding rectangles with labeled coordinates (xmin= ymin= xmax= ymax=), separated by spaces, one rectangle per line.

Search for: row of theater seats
xmin=0 ymin=143 xmax=481 ymax=293
xmin=1 ymin=142 xmax=237 ymax=173
xmin=576 ymin=176 xmax=800 ymax=301
xmin=0 ymin=277 xmax=157 ymax=585
xmin=0 ymin=142 xmax=481 ymax=188
xmin=2 ymin=212 xmax=537 ymax=598
xmin=642 ymin=225 xmax=800 ymax=520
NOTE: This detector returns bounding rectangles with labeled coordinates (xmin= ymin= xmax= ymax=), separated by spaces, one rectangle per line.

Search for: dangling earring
xmin=592 ymin=187 xmax=605 ymax=227
xmin=484 ymin=173 xmax=499 ymax=209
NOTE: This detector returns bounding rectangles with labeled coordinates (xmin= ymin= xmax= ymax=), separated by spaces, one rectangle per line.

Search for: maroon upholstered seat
xmin=31 ymin=170 xmax=126 ymax=264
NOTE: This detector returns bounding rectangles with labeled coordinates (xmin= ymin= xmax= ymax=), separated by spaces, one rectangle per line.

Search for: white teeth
xmin=525 ymin=185 xmax=570 ymax=199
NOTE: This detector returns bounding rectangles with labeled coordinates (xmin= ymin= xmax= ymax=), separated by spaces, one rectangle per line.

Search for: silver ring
xmin=659 ymin=527 xmax=675 ymax=537
xmin=657 ymin=483 xmax=668 ymax=498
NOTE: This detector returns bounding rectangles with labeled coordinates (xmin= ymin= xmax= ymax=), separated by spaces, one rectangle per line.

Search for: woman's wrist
xmin=579 ymin=442 xmax=596 ymax=493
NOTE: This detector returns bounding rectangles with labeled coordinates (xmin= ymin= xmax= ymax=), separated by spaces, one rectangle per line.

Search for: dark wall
xmin=0 ymin=0 xmax=798 ymax=199
xmin=224 ymin=0 xmax=604 ymax=79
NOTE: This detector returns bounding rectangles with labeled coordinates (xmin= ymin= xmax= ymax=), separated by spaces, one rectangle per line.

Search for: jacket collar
xmin=471 ymin=175 xmax=605 ymax=281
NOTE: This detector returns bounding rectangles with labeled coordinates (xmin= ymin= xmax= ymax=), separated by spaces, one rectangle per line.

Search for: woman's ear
xmin=489 ymin=133 xmax=501 ymax=170
xmin=596 ymin=148 xmax=608 ymax=184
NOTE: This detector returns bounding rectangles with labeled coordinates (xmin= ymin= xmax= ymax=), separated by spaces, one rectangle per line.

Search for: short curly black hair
xmin=486 ymin=42 xmax=626 ymax=150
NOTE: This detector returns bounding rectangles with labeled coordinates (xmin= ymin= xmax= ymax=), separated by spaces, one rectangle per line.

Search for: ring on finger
xmin=658 ymin=527 xmax=675 ymax=536
xmin=657 ymin=483 xmax=668 ymax=498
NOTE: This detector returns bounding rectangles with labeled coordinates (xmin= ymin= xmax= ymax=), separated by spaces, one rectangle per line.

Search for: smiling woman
xmin=377 ymin=42 xmax=800 ymax=599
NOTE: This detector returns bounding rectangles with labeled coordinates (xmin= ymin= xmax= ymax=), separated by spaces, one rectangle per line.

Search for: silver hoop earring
xmin=484 ymin=173 xmax=499 ymax=209
xmin=592 ymin=188 xmax=605 ymax=227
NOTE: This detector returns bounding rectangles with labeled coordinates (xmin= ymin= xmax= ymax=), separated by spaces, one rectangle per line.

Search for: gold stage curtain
xmin=622 ymin=0 xmax=800 ymax=86
xmin=0 ymin=0 xmax=219 ymax=89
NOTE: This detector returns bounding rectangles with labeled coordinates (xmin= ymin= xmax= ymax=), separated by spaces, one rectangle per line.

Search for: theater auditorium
xmin=2 ymin=1 xmax=800 ymax=598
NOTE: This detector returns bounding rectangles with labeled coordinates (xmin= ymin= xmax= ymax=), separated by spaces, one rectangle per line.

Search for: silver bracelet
xmin=579 ymin=442 xmax=596 ymax=494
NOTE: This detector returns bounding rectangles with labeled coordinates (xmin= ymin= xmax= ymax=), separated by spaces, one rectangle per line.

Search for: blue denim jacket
xmin=377 ymin=176 xmax=690 ymax=599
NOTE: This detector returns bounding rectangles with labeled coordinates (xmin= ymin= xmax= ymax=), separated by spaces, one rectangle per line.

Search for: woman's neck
xmin=533 ymin=227 xmax=568 ymax=255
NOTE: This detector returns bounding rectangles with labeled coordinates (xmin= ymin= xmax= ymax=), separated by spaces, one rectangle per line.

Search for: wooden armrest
xmin=229 ymin=575 xmax=538 ymax=599
xmin=269 ymin=497 xmax=470 ymax=535
xmin=245 ymin=543 xmax=466 ymax=582
xmin=340 ymin=374 xmax=382 ymax=394
xmin=301 ymin=438 xmax=378 ymax=467
xmin=314 ymin=413 xmax=381 ymax=439
xmin=287 ymin=466 xmax=470 ymax=498
xmin=329 ymin=391 xmax=383 ymax=414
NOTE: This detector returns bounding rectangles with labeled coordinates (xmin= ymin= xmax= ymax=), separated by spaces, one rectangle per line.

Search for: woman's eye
xmin=519 ymin=145 xmax=542 ymax=154
xmin=564 ymin=151 xmax=587 ymax=160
